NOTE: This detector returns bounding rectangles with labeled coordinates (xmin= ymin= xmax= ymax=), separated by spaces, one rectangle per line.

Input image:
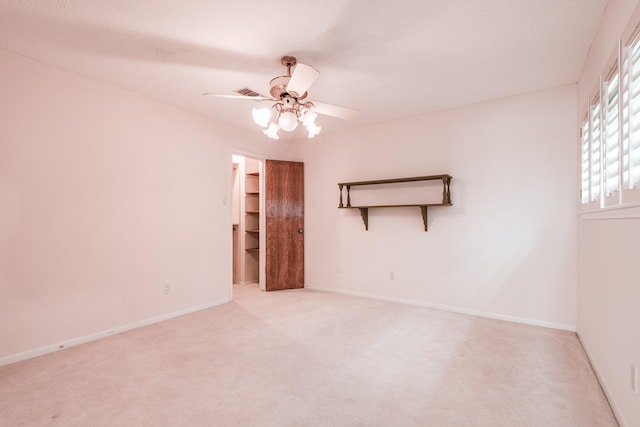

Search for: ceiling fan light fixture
xmin=252 ymin=107 xmax=271 ymax=127
xmin=306 ymin=122 xmax=321 ymax=139
xmin=264 ymin=123 xmax=279 ymax=139
xmin=299 ymin=108 xmax=317 ymax=127
xmin=277 ymin=110 xmax=298 ymax=132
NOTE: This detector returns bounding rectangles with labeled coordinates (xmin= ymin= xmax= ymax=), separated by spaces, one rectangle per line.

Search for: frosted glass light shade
xmin=306 ymin=122 xmax=321 ymax=138
xmin=252 ymin=108 xmax=271 ymax=127
xmin=300 ymin=109 xmax=317 ymax=126
xmin=278 ymin=111 xmax=298 ymax=132
xmin=263 ymin=123 xmax=279 ymax=139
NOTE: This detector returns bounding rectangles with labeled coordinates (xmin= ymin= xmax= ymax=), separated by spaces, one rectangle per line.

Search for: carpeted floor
xmin=0 ymin=285 xmax=618 ymax=426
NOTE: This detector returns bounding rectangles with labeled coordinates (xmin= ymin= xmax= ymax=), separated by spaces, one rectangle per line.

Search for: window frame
xmin=580 ymin=24 xmax=640 ymax=219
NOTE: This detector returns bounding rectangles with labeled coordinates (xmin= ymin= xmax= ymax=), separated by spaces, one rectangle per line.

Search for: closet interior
xmin=232 ymin=155 xmax=261 ymax=285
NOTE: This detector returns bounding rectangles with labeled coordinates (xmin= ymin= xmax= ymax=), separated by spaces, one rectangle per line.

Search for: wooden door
xmin=265 ymin=160 xmax=304 ymax=291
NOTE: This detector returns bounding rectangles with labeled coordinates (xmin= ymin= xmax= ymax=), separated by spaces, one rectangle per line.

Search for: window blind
xmin=603 ymin=70 xmax=620 ymax=196
xmin=590 ymin=100 xmax=602 ymax=202
xmin=580 ymin=22 xmax=640 ymax=214
xmin=628 ymin=34 xmax=640 ymax=188
xmin=621 ymin=48 xmax=631 ymax=189
xmin=581 ymin=117 xmax=590 ymax=204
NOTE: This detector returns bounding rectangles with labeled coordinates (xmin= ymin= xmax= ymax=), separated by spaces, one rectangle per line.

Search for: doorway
xmin=231 ymin=154 xmax=264 ymax=296
xmin=230 ymin=155 xmax=305 ymax=298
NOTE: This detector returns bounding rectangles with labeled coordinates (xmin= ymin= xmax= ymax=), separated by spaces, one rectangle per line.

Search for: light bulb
xmin=278 ymin=111 xmax=298 ymax=132
xmin=252 ymin=108 xmax=271 ymax=127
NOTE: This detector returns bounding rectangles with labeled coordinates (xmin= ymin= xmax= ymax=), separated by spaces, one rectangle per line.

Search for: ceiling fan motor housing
xmin=281 ymin=95 xmax=296 ymax=108
xmin=269 ymin=75 xmax=291 ymax=99
xmin=269 ymin=76 xmax=308 ymax=101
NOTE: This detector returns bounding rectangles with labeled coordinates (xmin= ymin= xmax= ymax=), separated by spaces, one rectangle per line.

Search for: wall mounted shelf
xmin=337 ymin=175 xmax=452 ymax=231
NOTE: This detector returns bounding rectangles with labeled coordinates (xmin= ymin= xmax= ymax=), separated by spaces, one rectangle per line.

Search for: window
xmin=581 ymin=31 xmax=640 ymax=216
xmin=581 ymin=116 xmax=590 ymax=204
xmin=603 ymin=68 xmax=620 ymax=201
xmin=589 ymin=98 xmax=602 ymax=205
xmin=626 ymin=33 xmax=640 ymax=191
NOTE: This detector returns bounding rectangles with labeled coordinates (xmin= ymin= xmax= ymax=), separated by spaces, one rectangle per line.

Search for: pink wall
xmin=576 ymin=1 xmax=640 ymax=425
xmin=0 ymin=49 xmax=291 ymax=361
xmin=301 ymin=85 xmax=578 ymax=330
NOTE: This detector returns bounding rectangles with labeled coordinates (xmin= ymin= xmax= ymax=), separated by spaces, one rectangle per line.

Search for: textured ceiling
xmin=0 ymin=0 xmax=608 ymax=139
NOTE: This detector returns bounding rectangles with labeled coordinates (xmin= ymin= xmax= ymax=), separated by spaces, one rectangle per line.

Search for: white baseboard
xmin=0 ymin=298 xmax=230 ymax=367
xmin=577 ymin=332 xmax=627 ymax=427
xmin=307 ymin=285 xmax=576 ymax=332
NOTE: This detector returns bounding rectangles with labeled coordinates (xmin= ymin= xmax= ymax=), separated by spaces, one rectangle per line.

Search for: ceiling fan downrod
xmin=281 ymin=56 xmax=297 ymax=77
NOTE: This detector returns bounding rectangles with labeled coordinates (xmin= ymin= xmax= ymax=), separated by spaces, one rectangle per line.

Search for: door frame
xmin=229 ymin=150 xmax=267 ymax=300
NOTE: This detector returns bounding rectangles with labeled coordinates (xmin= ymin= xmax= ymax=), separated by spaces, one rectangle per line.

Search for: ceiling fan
xmin=203 ymin=56 xmax=358 ymax=139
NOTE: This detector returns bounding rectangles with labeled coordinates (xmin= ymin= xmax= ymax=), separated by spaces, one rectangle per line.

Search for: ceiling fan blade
xmin=286 ymin=63 xmax=320 ymax=98
xmin=202 ymin=93 xmax=272 ymax=101
xmin=312 ymin=101 xmax=360 ymax=120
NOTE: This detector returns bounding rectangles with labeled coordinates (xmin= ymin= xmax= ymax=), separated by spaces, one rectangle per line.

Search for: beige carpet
xmin=0 ymin=285 xmax=617 ymax=426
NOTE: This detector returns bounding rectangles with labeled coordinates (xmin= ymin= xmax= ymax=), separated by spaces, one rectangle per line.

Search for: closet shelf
xmin=246 ymin=210 xmax=260 ymax=214
xmin=246 ymin=248 xmax=259 ymax=253
xmin=246 ymin=229 xmax=260 ymax=233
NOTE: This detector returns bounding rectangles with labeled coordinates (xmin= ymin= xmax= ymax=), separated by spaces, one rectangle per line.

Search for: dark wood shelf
xmin=246 ymin=248 xmax=259 ymax=253
xmin=246 ymin=172 xmax=259 ymax=177
xmin=245 ymin=210 xmax=259 ymax=214
xmin=246 ymin=191 xmax=259 ymax=195
xmin=339 ymin=203 xmax=452 ymax=209
xmin=246 ymin=229 xmax=260 ymax=233
xmin=338 ymin=175 xmax=451 ymax=187
xmin=337 ymin=175 xmax=453 ymax=231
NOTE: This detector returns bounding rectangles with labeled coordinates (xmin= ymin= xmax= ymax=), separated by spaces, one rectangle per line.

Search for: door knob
xmin=297 ymin=229 xmax=304 ymax=234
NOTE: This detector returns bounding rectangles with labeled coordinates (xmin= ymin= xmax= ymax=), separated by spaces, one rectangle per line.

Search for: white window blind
xmin=628 ymin=34 xmax=640 ymax=188
xmin=621 ymin=47 xmax=631 ymax=189
xmin=589 ymin=100 xmax=602 ymax=202
xmin=580 ymin=23 xmax=640 ymax=216
xmin=581 ymin=117 xmax=590 ymax=204
xmin=603 ymin=69 xmax=620 ymax=196
xmin=580 ymin=115 xmax=590 ymax=203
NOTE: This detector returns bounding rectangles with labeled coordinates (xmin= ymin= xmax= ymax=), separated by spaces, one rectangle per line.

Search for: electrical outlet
xmin=389 ymin=271 xmax=395 ymax=280
xmin=632 ymin=364 xmax=639 ymax=394
xmin=163 ymin=284 xmax=170 ymax=295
